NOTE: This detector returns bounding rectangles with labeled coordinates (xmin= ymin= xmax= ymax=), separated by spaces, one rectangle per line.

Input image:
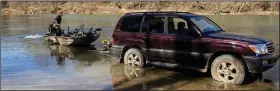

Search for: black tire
xmin=211 ymin=54 xmax=246 ymax=84
xmin=124 ymin=48 xmax=145 ymax=68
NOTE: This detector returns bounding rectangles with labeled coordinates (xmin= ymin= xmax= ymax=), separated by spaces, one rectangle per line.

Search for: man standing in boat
xmin=48 ymin=9 xmax=63 ymax=36
xmin=54 ymin=9 xmax=63 ymax=25
xmin=53 ymin=9 xmax=63 ymax=36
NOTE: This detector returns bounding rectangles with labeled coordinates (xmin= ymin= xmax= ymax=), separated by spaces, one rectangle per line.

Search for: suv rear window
xmin=120 ymin=16 xmax=143 ymax=32
xmin=141 ymin=16 xmax=165 ymax=33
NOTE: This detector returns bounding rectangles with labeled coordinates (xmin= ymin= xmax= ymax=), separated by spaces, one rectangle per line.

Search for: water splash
xmin=24 ymin=34 xmax=43 ymax=39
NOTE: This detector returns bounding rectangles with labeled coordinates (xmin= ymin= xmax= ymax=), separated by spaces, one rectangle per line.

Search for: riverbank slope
xmin=1 ymin=1 xmax=279 ymax=15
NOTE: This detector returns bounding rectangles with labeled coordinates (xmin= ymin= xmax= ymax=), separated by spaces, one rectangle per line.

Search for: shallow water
xmin=1 ymin=14 xmax=279 ymax=90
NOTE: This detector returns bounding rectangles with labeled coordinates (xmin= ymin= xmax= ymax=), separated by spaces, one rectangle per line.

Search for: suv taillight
xmin=111 ymin=37 xmax=114 ymax=45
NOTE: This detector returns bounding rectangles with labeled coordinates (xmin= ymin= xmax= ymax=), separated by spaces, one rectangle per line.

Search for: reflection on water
xmin=110 ymin=64 xmax=278 ymax=90
xmin=45 ymin=44 xmax=117 ymax=73
xmin=1 ymin=15 xmax=279 ymax=90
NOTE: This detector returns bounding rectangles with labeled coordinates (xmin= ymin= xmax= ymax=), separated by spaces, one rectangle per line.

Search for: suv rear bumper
xmin=110 ymin=46 xmax=123 ymax=57
xmin=243 ymin=53 xmax=279 ymax=73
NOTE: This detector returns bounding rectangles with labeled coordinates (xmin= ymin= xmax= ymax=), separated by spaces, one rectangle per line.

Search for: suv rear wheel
xmin=211 ymin=54 xmax=246 ymax=84
xmin=124 ymin=48 xmax=145 ymax=67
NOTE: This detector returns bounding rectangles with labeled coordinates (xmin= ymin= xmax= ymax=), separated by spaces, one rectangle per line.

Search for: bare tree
xmin=50 ymin=1 xmax=64 ymax=14
xmin=115 ymin=2 xmax=125 ymax=9
xmin=251 ymin=2 xmax=257 ymax=12
xmin=175 ymin=2 xmax=183 ymax=11
xmin=238 ymin=2 xmax=245 ymax=13
xmin=1 ymin=1 xmax=8 ymax=8
xmin=155 ymin=2 xmax=163 ymax=12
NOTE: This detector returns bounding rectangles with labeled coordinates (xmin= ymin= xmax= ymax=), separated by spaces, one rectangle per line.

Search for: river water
xmin=1 ymin=14 xmax=279 ymax=90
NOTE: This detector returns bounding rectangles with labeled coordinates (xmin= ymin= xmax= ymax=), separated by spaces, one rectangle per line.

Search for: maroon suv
xmin=110 ymin=12 xmax=279 ymax=84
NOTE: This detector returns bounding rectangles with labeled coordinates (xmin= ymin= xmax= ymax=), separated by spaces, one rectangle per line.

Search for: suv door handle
xmin=139 ymin=36 xmax=146 ymax=39
xmin=166 ymin=38 xmax=173 ymax=41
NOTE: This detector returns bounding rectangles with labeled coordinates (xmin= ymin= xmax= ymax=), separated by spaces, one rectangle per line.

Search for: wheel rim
xmin=127 ymin=53 xmax=141 ymax=67
xmin=217 ymin=62 xmax=238 ymax=82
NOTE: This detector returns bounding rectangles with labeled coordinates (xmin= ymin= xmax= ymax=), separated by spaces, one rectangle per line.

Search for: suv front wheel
xmin=124 ymin=48 xmax=145 ymax=67
xmin=211 ymin=54 xmax=246 ymax=84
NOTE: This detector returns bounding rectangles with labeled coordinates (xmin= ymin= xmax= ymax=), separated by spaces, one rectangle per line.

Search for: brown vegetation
xmin=1 ymin=1 xmax=279 ymax=15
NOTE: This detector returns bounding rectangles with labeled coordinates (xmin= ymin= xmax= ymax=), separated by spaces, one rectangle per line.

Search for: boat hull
xmin=44 ymin=33 xmax=100 ymax=46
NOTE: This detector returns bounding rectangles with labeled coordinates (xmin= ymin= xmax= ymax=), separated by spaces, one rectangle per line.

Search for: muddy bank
xmin=1 ymin=1 xmax=279 ymax=15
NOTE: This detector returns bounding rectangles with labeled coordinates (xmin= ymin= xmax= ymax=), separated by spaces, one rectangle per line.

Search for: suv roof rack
xmin=125 ymin=11 xmax=193 ymax=15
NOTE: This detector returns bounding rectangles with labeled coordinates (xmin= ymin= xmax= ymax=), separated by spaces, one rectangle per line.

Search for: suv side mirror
xmin=95 ymin=28 xmax=102 ymax=31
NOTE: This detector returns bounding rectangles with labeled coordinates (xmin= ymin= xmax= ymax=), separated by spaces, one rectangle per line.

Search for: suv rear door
xmin=137 ymin=16 xmax=167 ymax=60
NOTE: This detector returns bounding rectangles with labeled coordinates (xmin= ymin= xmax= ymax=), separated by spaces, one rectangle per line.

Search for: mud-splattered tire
xmin=124 ymin=48 xmax=145 ymax=68
xmin=211 ymin=54 xmax=246 ymax=84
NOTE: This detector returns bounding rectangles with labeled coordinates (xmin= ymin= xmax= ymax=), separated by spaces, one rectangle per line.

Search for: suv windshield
xmin=188 ymin=16 xmax=222 ymax=33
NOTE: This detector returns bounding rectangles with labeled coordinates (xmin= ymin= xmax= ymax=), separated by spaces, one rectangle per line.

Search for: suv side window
xmin=168 ymin=17 xmax=188 ymax=35
xmin=141 ymin=16 xmax=165 ymax=33
xmin=120 ymin=16 xmax=143 ymax=32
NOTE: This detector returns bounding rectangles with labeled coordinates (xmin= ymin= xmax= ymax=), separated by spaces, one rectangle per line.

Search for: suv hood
xmin=207 ymin=32 xmax=271 ymax=44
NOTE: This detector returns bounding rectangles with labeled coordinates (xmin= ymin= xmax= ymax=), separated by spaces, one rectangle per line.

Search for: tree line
xmin=1 ymin=1 xmax=279 ymax=14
